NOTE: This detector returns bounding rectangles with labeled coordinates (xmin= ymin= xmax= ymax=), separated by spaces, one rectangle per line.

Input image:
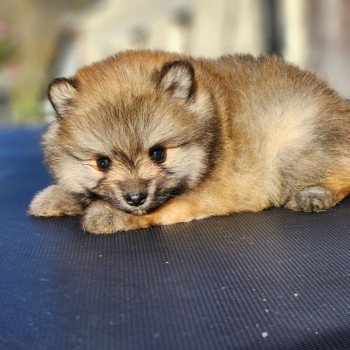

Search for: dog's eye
xmin=97 ymin=156 xmax=111 ymax=171
xmin=149 ymin=146 xmax=166 ymax=163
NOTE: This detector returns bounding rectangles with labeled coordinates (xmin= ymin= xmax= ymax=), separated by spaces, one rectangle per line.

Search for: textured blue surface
xmin=1 ymin=128 xmax=350 ymax=350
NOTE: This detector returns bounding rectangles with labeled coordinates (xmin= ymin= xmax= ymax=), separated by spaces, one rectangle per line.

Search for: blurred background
xmin=0 ymin=0 xmax=350 ymax=124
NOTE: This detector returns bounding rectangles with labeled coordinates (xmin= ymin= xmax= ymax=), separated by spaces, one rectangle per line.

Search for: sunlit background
xmin=1 ymin=0 xmax=350 ymax=124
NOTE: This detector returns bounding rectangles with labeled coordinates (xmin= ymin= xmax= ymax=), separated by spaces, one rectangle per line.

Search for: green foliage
xmin=11 ymin=98 xmax=44 ymax=123
xmin=0 ymin=40 xmax=13 ymax=66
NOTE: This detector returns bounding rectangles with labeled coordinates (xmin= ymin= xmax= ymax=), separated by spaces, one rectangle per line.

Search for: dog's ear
xmin=48 ymin=78 xmax=77 ymax=117
xmin=158 ymin=60 xmax=195 ymax=99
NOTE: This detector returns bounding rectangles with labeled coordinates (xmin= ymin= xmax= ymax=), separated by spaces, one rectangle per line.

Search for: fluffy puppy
xmin=29 ymin=50 xmax=350 ymax=234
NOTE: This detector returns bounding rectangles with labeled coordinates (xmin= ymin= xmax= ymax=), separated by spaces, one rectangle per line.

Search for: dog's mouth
xmin=120 ymin=195 xmax=170 ymax=215
xmin=122 ymin=205 xmax=159 ymax=216
xmin=99 ymin=192 xmax=166 ymax=216
xmin=118 ymin=188 xmax=185 ymax=215
xmin=123 ymin=183 xmax=188 ymax=215
xmin=89 ymin=182 xmax=187 ymax=216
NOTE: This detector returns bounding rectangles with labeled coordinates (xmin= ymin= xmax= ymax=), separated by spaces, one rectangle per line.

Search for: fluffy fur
xmin=29 ymin=50 xmax=350 ymax=234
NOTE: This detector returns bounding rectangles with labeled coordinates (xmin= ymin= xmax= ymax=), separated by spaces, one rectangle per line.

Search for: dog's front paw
xmin=29 ymin=185 xmax=83 ymax=217
xmin=82 ymin=201 xmax=144 ymax=234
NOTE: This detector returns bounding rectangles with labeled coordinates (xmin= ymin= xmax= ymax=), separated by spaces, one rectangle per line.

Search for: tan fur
xmin=29 ymin=50 xmax=350 ymax=234
xmin=29 ymin=185 xmax=83 ymax=216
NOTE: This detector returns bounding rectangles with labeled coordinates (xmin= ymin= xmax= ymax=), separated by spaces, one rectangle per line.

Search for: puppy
xmin=29 ymin=50 xmax=350 ymax=234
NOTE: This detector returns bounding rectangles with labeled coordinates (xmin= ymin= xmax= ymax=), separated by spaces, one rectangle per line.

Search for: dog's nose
xmin=123 ymin=191 xmax=148 ymax=206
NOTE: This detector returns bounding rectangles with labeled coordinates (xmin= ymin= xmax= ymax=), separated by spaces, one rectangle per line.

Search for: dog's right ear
xmin=48 ymin=78 xmax=77 ymax=118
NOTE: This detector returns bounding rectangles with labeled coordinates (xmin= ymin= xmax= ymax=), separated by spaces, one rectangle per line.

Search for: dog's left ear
xmin=158 ymin=60 xmax=195 ymax=99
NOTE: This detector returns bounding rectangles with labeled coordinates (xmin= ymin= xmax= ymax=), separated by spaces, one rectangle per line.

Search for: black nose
xmin=123 ymin=191 xmax=148 ymax=206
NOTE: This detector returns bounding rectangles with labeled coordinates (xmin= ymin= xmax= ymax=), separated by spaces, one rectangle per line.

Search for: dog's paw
xmin=82 ymin=201 xmax=140 ymax=234
xmin=29 ymin=185 xmax=83 ymax=217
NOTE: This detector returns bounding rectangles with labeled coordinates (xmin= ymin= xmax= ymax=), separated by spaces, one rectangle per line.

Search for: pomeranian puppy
xmin=29 ymin=50 xmax=350 ymax=234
